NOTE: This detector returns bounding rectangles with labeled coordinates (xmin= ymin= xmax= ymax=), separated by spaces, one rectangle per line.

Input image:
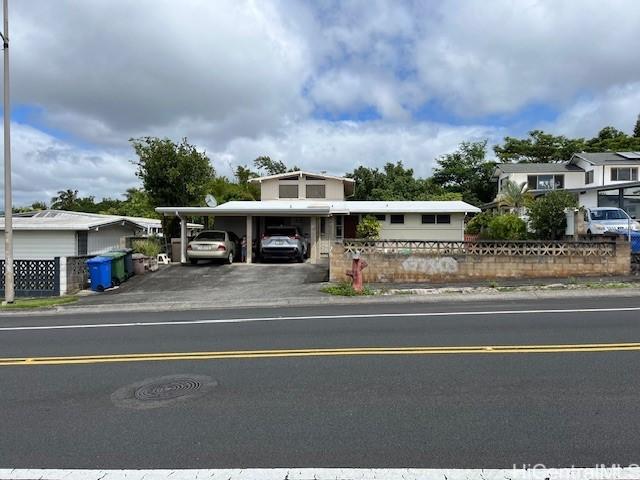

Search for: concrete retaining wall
xmin=330 ymin=240 xmax=631 ymax=283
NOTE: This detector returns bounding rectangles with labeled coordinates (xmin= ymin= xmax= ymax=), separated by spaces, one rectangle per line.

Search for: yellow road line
xmin=1 ymin=342 xmax=640 ymax=366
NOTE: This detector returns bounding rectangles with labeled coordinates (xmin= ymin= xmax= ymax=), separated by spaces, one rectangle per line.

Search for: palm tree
xmin=498 ymin=180 xmax=532 ymax=213
xmin=50 ymin=189 xmax=79 ymax=210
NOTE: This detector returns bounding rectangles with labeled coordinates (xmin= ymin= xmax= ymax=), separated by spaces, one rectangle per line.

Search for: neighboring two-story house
xmin=157 ymin=170 xmax=480 ymax=264
xmin=492 ymin=152 xmax=640 ymax=217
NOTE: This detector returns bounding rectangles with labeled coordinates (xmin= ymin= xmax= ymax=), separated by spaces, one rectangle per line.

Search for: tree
xmin=253 ymin=156 xmax=288 ymax=175
xmin=235 ymin=165 xmax=258 ymax=184
xmin=584 ymin=126 xmax=640 ymax=151
xmin=634 ymin=115 xmax=640 ymax=138
xmin=356 ymin=215 xmax=381 ymax=239
xmin=493 ymin=130 xmax=585 ymax=163
xmin=431 ymin=140 xmax=496 ymax=206
xmin=51 ymin=189 xmax=79 ymax=210
xmin=102 ymin=188 xmax=158 ymax=218
xmin=30 ymin=201 xmax=47 ymax=211
xmin=527 ymin=190 xmax=578 ymax=240
xmin=497 ymin=180 xmax=532 ymax=212
xmin=348 ymin=162 xmax=439 ymax=201
xmin=131 ymin=137 xmax=214 ymax=237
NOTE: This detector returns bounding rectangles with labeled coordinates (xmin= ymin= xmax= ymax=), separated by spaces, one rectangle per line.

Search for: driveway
xmin=77 ymin=261 xmax=329 ymax=308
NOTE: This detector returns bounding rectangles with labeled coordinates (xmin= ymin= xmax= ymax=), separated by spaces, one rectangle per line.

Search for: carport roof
xmin=156 ymin=200 xmax=480 ymax=217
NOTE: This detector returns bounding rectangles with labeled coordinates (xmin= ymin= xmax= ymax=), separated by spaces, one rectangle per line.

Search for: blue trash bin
xmin=86 ymin=256 xmax=113 ymax=292
xmin=618 ymin=230 xmax=640 ymax=254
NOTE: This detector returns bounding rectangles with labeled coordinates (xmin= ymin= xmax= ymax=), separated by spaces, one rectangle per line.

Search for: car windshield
xmin=591 ymin=210 xmax=629 ymax=221
xmin=194 ymin=231 xmax=225 ymax=241
xmin=267 ymin=227 xmax=297 ymax=237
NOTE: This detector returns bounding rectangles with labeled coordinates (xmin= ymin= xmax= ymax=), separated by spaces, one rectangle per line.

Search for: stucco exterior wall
xmin=375 ymin=213 xmax=465 ymax=241
xmin=259 ymin=177 xmax=345 ymax=200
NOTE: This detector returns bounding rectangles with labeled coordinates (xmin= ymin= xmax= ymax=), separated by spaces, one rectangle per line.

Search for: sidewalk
xmin=2 ymin=274 xmax=639 ymax=317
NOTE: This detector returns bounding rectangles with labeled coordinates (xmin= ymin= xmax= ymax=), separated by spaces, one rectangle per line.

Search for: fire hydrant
xmin=346 ymin=252 xmax=368 ymax=292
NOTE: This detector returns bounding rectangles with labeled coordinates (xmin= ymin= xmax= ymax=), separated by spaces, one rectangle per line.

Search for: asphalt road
xmin=2 ymin=295 xmax=640 ymax=469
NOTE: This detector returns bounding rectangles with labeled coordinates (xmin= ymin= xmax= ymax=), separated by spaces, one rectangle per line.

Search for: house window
xmin=611 ymin=167 xmax=638 ymax=182
xmin=306 ymin=184 xmax=326 ymax=199
xmin=422 ymin=214 xmax=450 ymax=224
xmin=585 ymin=170 xmax=594 ymax=184
xmin=77 ymin=231 xmax=88 ymax=255
xmin=527 ymin=174 xmax=564 ymax=190
xmin=335 ymin=216 xmax=344 ymax=238
xmin=373 ymin=214 xmax=386 ymax=221
xmin=390 ymin=214 xmax=404 ymax=224
xmin=279 ymin=184 xmax=299 ymax=198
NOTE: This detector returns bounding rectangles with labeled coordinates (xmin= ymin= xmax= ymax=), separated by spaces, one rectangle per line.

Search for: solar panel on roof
xmin=616 ymin=152 xmax=640 ymax=159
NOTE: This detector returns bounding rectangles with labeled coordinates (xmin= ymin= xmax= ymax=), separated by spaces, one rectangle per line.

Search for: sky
xmin=2 ymin=0 xmax=640 ymax=206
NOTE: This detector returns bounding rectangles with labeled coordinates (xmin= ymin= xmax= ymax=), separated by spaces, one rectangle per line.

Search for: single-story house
xmin=0 ymin=210 xmax=145 ymax=260
xmin=156 ymin=171 xmax=480 ymax=264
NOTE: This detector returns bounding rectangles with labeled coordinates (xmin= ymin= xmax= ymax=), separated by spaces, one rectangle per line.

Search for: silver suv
xmin=260 ymin=226 xmax=308 ymax=262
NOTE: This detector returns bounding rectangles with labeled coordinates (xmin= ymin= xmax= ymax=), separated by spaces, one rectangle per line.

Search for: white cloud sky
xmin=1 ymin=0 xmax=639 ymax=206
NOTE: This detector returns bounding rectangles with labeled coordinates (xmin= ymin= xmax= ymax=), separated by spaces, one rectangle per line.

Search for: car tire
xmin=227 ymin=252 xmax=234 ymax=265
xmin=587 ymin=230 xmax=593 ymax=240
xmin=190 ymin=259 xmax=198 ymax=265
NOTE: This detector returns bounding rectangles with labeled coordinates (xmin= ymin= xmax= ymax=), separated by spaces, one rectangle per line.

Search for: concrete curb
xmin=1 ymin=285 xmax=638 ymax=317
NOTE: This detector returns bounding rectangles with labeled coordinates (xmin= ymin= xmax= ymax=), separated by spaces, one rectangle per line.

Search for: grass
xmin=0 ymin=295 xmax=79 ymax=310
xmin=321 ymin=282 xmax=375 ymax=296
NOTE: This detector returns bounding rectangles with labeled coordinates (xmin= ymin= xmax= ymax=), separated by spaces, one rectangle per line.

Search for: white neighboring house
xmin=157 ymin=170 xmax=481 ymax=264
xmin=492 ymin=152 xmax=640 ymax=218
xmin=0 ymin=211 xmax=145 ymax=260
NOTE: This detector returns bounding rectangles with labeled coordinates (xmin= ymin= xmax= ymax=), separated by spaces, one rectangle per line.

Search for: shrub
xmin=484 ymin=213 xmax=527 ymax=240
xmin=356 ymin=215 xmax=381 ymax=239
xmin=527 ymin=191 xmax=578 ymax=240
xmin=465 ymin=211 xmax=495 ymax=235
xmin=132 ymin=238 xmax=162 ymax=257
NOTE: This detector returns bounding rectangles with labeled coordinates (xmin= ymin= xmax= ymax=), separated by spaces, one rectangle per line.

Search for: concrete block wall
xmin=330 ymin=240 xmax=631 ymax=283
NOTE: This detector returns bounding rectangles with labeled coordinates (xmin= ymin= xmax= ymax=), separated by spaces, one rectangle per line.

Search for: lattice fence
xmin=342 ymin=239 xmax=617 ymax=257
xmin=0 ymin=258 xmax=60 ymax=297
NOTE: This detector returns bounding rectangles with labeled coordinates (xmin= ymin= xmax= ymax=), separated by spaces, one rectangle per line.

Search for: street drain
xmin=112 ymin=374 xmax=217 ymax=410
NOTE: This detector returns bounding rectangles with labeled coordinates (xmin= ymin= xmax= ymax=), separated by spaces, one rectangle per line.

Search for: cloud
xmin=413 ymin=0 xmax=640 ymax=117
xmin=5 ymin=0 xmax=640 ymax=207
xmin=1 ymin=123 xmax=136 ymax=208
xmin=11 ymin=0 xmax=311 ymax=145
xmin=548 ymin=83 xmax=640 ymax=138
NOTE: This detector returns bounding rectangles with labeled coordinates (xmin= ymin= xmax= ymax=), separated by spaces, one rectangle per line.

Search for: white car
xmin=584 ymin=207 xmax=640 ymax=236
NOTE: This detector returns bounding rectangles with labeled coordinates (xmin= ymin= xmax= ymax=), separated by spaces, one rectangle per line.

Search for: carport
xmin=156 ymin=203 xmax=336 ymax=264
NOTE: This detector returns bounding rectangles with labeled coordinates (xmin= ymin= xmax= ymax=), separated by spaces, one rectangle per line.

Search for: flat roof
xmin=156 ymin=200 xmax=480 ymax=217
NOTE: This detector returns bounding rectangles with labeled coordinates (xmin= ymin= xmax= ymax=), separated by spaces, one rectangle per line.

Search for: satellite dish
xmin=205 ymin=195 xmax=217 ymax=207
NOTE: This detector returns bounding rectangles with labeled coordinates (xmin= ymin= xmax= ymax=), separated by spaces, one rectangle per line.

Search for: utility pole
xmin=1 ymin=0 xmax=13 ymax=304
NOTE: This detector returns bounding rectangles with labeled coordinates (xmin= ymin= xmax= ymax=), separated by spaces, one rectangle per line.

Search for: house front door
xmin=344 ymin=215 xmax=358 ymax=239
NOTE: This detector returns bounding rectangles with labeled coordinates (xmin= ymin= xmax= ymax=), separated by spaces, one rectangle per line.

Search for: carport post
xmin=246 ymin=215 xmax=253 ymax=264
xmin=179 ymin=215 xmax=187 ymax=264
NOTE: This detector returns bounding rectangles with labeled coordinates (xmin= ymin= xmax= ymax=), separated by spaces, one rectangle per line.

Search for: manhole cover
xmin=112 ymin=374 xmax=217 ymax=410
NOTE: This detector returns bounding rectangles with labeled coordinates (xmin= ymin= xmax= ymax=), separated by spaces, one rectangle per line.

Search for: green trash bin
xmin=112 ymin=248 xmax=134 ymax=278
xmin=102 ymin=251 xmax=127 ymax=285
